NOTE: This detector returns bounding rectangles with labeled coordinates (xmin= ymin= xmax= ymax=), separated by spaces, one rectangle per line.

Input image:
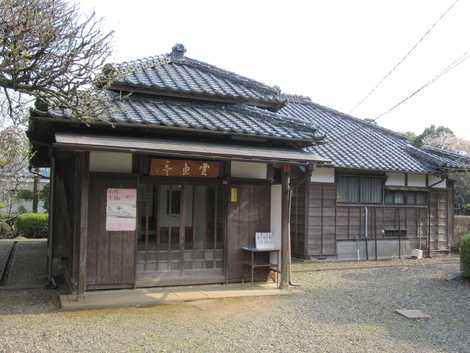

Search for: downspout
xmin=364 ymin=206 xmax=369 ymax=261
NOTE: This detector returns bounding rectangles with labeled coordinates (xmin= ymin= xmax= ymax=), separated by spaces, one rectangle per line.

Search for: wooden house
xmin=28 ymin=44 xmax=327 ymax=294
xmin=28 ymin=44 xmax=469 ymax=295
xmin=281 ymin=95 xmax=470 ymax=260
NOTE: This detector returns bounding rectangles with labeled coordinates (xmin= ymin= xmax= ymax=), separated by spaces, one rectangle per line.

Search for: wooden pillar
xmin=77 ymin=152 xmax=90 ymax=296
xmin=280 ymin=164 xmax=290 ymax=289
xmin=47 ymin=154 xmax=56 ymax=283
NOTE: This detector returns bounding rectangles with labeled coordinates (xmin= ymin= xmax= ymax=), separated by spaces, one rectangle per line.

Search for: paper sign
xmin=106 ymin=188 xmax=137 ymax=231
xmin=256 ymin=232 xmax=274 ymax=250
xmin=230 ymin=187 xmax=238 ymax=203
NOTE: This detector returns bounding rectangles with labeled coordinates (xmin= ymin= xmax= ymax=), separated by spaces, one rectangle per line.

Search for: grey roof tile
xmin=280 ymin=95 xmax=444 ymax=174
xmin=47 ymin=92 xmax=323 ymax=143
xmin=108 ymin=44 xmax=285 ymax=109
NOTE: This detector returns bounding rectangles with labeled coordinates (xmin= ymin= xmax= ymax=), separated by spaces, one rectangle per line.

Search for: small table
xmin=241 ymin=246 xmax=280 ymax=288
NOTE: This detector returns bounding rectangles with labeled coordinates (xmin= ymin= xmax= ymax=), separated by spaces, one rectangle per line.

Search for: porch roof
xmin=54 ymin=133 xmax=330 ymax=165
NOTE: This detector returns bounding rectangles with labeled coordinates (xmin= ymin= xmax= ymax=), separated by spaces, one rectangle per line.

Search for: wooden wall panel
xmin=227 ymin=184 xmax=270 ymax=281
xmin=86 ymin=175 xmax=137 ymax=288
xmin=291 ymin=171 xmax=307 ymax=257
xmin=306 ymin=183 xmax=337 ymax=257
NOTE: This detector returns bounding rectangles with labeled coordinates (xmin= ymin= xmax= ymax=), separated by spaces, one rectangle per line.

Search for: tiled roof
xmin=421 ymin=145 xmax=470 ymax=170
xmin=280 ymin=95 xmax=444 ymax=173
xmin=106 ymin=44 xmax=284 ymax=109
xmin=46 ymin=92 xmax=323 ymax=143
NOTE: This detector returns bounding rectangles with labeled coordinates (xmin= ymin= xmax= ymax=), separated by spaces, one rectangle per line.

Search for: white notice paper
xmin=106 ymin=188 xmax=137 ymax=231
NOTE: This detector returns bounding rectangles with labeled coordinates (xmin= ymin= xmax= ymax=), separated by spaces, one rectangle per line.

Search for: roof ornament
xmin=171 ymin=43 xmax=186 ymax=59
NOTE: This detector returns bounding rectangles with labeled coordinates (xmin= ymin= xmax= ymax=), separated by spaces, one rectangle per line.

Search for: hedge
xmin=461 ymin=233 xmax=470 ymax=280
xmin=16 ymin=213 xmax=48 ymax=238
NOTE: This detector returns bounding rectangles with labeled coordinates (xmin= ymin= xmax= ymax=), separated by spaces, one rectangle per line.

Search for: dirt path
xmin=0 ymin=240 xmax=47 ymax=289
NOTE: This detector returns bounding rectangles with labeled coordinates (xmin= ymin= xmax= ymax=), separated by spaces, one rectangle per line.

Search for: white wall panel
xmin=231 ymin=161 xmax=267 ymax=179
xmin=385 ymin=173 xmax=406 ymax=186
xmin=429 ymin=175 xmax=447 ymax=188
xmin=310 ymin=167 xmax=335 ymax=183
xmin=408 ymin=174 xmax=426 ymax=187
xmin=89 ymin=152 xmax=132 ymax=173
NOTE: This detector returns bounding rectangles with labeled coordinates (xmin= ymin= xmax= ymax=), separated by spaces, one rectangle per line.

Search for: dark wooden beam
xmin=280 ymin=164 xmax=290 ymax=289
xmin=77 ymin=152 xmax=90 ymax=296
xmin=47 ymin=154 xmax=56 ymax=283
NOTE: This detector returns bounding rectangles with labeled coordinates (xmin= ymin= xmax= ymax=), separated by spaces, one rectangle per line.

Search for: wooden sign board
xmin=150 ymin=159 xmax=220 ymax=177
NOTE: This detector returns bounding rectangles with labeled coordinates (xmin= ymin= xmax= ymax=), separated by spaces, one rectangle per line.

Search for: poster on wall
xmin=106 ymin=188 xmax=137 ymax=231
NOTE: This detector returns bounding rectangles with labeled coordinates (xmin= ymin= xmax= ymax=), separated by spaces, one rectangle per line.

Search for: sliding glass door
xmin=136 ymin=183 xmax=225 ymax=287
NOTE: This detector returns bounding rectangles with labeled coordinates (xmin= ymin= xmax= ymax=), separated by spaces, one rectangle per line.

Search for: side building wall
xmin=292 ymin=168 xmax=453 ymax=260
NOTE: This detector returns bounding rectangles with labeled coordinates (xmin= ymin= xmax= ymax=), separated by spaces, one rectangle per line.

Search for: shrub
xmin=0 ymin=221 xmax=13 ymax=239
xmin=16 ymin=189 xmax=34 ymax=200
xmin=16 ymin=213 xmax=48 ymax=238
xmin=461 ymin=234 xmax=470 ymax=280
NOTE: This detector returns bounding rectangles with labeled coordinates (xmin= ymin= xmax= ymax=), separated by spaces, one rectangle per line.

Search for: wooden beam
xmin=77 ymin=152 xmax=90 ymax=296
xmin=280 ymin=164 xmax=290 ymax=289
xmin=47 ymin=154 xmax=56 ymax=283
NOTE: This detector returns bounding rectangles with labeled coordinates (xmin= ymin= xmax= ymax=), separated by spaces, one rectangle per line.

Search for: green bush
xmin=16 ymin=213 xmax=48 ymax=238
xmin=461 ymin=234 xmax=470 ymax=280
xmin=16 ymin=189 xmax=34 ymax=200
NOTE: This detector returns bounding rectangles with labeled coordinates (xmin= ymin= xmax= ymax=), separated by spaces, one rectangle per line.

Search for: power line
xmin=350 ymin=0 xmax=460 ymax=113
xmin=373 ymin=47 xmax=470 ymax=121
xmin=316 ymin=48 xmax=470 ymax=146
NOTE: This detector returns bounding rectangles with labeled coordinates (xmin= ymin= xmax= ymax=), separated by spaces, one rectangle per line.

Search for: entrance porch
xmin=48 ymin=133 xmax=327 ymax=296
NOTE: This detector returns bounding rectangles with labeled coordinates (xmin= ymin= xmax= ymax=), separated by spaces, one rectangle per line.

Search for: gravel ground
xmin=0 ymin=261 xmax=469 ymax=353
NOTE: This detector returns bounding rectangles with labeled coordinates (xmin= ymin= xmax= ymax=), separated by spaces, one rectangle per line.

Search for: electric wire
xmin=350 ymin=0 xmax=460 ymax=113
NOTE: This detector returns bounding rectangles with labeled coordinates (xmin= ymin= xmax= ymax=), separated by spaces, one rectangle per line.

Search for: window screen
xmin=337 ymin=176 xmax=383 ymax=203
xmin=360 ymin=177 xmax=383 ymax=203
xmin=337 ymin=176 xmax=360 ymax=203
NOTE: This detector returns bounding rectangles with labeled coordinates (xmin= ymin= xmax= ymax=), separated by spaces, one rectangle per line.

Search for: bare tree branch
xmin=0 ymin=0 xmax=114 ymax=120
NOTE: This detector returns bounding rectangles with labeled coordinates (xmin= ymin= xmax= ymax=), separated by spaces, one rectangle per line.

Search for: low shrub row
xmin=16 ymin=213 xmax=48 ymax=238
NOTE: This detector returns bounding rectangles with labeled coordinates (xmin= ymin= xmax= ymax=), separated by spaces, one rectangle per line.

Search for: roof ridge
xmin=285 ymin=93 xmax=407 ymax=140
xmin=108 ymin=44 xmax=282 ymax=99
xmin=281 ymin=93 xmax=312 ymax=104
xmin=177 ymin=56 xmax=281 ymax=97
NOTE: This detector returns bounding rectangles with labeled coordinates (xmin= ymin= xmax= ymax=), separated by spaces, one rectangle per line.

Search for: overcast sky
xmin=79 ymin=0 xmax=470 ymax=140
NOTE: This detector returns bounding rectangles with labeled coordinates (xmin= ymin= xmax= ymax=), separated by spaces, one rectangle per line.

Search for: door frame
xmin=136 ymin=177 xmax=227 ymax=287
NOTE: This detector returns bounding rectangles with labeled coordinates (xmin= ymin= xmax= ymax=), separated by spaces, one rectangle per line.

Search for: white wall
xmin=407 ymin=174 xmax=427 ymax=187
xmin=310 ymin=167 xmax=335 ymax=183
xmin=429 ymin=175 xmax=447 ymax=188
xmin=231 ymin=161 xmax=267 ymax=179
xmin=385 ymin=173 xmax=406 ymax=186
xmin=89 ymin=151 xmax=132 ymax=173
xmin=270 ymin=184 xmax=282 ymax=265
